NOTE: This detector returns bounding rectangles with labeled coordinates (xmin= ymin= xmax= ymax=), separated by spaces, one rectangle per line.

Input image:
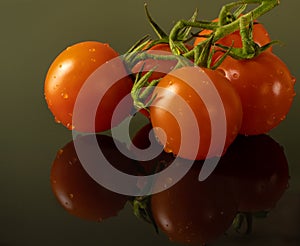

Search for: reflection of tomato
xmin=216 ymin=134 xmax=290 ymax=212
xmin=44 ymin=41 xmax=133 ymax=132
xmin=194 ymin=18 xmax=271 ymax=51
xmin=217 ymin=52 xmax=296 ymax=135
xmin=151 ymin=162 xmax=238 ymax=245
xmin=150 ymin=66 xmax=243 ymax=160
xmin=50 ymin=134 xmax=135 ymax=221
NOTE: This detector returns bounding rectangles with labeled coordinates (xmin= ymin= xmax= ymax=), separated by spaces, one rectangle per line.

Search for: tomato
xmin=194 ymin=18 xmax=272 ymax=51
xmin=151 ymin=161 xmax=238 ymax=245
xmin=44 ymin=41 xmax=133 ymax=133
xmin=216 ymin=134 xmax=289 ymax=212
xmin=216 ymin=51 xmax=296 ymax=135
xmin=149 ymin=66 xmax=243 ymax=160
xmin=50 ymin=134 xmax=136 ymax=221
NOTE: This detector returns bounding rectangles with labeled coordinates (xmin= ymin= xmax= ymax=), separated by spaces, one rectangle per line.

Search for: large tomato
xmin=149 ymin=66 xmax=243 ymax=160
xmin=151 ymin=161 xmax=238 ymax=245
xmin=216 ymin=51 xmax=296 ymax=135
xmin=50 ymin=134 xmax=136 ymax=221
xmin=194 ymin=18 xmax=271 ymax=51
xmin=44 ymin=41 xmax=133 ymax=132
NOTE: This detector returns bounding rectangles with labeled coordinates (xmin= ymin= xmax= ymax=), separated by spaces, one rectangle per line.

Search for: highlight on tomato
xmin=149 ymin=66 xmax=243 ymax=160
xmin=44 ymin=41 xmax=133 ymax=133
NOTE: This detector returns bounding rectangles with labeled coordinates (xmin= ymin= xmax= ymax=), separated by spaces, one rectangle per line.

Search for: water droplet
xmin=91 ymin=58 xmax=96 ymax=62
xmin=89 ymin=48 xmax=96 ymax=52
xmin=68 ymin=113 xmax=73 ymax=117
xmin=168 ymin=81 xmax=173 ymax=86
xmin=54 ymin=117 xmax=61 ymax=124
xmin=61 ymin=93 xmax=69 ymax=99
xmin=68 ymin=161 xmax=73 ymax=165
xmin=67 ymin=123 xmax=75 ymax=130
xmin=57 ymin=149 xmax=64 ymax=157
xmin=165 ymin=146 xmax=173 ymax=153
xmin=69 ymin=193 xmax=74 ymax=199
xmin=232 ymin=73 xmax=239 ymax=79
xmin=66 ymin=46 xmax=71 ymax=51
xmin=291 ymin=76 xmax=296 ymax=85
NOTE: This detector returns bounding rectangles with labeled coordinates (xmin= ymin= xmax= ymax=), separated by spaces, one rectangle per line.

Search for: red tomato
xmin=150 ymin=66 xmax=243 ymax=160
xmin=151 ymin=161 xmax=238 ymax=245
xmin=194 ymin=18 xmax=272 ymax=51
xmin=44 ymin=41 xmax=133 ymax=132
xmin=216 ymin=134 xmax=290 ymax=212
xmin=216 ymin=51 xmax=296 ymax=135
xmin=50 ymin=134 xmax=136 ymax=221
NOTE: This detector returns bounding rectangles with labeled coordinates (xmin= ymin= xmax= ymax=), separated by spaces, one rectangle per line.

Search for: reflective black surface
xmin=1 ymin=0 xmax=299 ymax=245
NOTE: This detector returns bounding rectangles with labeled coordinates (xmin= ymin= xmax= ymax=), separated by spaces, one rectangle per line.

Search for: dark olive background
xmin=0 ymin=0 xmax=299 ymax=245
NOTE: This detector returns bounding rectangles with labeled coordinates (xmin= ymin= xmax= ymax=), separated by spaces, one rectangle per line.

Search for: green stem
xmin=180 ymin=0 xmax=279 ymax=59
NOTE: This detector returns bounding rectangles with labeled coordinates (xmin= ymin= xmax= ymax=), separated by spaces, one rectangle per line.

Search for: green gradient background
xmin=0 ymin=0 xmax=299 ymax=245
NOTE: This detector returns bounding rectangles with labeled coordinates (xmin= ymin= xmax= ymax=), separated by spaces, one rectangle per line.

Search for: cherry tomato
xmin=44 ymin=41 xmax=133 ymax=132
xmin=50 ymin=134 xmax=136 ymax=221
xmin=194 ymin=18 xmax=272 ymax=51
xmin=150 ymin=66 xmax=243 ymax=160
xmin=151 ymin=161 xmax=238 ymax=245
xmin=216 ymin=51 xmax=296 ymax=135
xmin=216 ymin=134 xmax=289 ymax=212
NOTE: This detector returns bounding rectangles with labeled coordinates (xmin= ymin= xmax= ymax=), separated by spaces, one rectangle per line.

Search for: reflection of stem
xmin=233 ymin=212 xmax=253 ymax=234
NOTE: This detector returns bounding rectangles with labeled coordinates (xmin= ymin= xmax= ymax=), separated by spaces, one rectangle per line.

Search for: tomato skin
xmin=150 ymin=66 xmax=243 ymax=160
xmin=216 ymin=52 xmax=296 ymax=135
xmin=194 ymin=18 xmax=271 ymax=51
xmin=50 ymin=134 xmax=135 ymax=221
xmin=151 ymin=162 xmax=238 ymax=245
xmin=216 ymin=134 xmax=289 ymax=212
xmin=44 ymin=41 xmax=133 ymax=132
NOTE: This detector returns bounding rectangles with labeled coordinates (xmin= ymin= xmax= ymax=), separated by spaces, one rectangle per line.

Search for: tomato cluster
xmin=45 ymin=1 xmax=295 ymax=244
xmin=44 ymin=12 xmax=295 ymax=162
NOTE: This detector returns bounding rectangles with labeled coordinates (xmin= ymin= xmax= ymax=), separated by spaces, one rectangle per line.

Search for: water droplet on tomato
xmin=89 ymin=48 xmax=96 ymax=52
xmin=61 ymin=93 xmax=69 ymax=99
xmin=232 ymin=73 xmax=239 ymax=79
xmin=291 ymin=76 xmax=296 ymax=85
xmin=90 ymin=58 xmax=96 ymax=62
xmin=69 ymin=193 xmax=74 ymax=199
xmin=168 ymin=81 xmax=173 ymax=86
xmin=54 ymin=117 xmax=61 ymax=124
xmin=165 ymin=146 xmax=173 ymax=153
xmin=67 ymin=123 xmax=75 ymax=130
xmin=57 ymin=149 xmax=64 ymax=157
